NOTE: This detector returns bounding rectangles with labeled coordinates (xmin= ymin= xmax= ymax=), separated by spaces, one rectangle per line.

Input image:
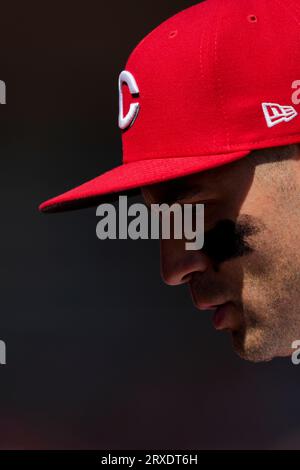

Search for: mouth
xmin=192 ymin=297 xmax=238 ymax=332
xmin=212 ymin=301 xmax=234 ymax=330
xmin=189 ymin=284 xmax=240 ymax=332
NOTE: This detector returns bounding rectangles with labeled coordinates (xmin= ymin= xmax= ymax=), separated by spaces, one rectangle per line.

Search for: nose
xmin=160 ymin=238 xmax=211 ymax=286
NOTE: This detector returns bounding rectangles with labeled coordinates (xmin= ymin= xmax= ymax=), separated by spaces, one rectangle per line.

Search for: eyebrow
xmin=143 ymin=183 xmax=207 ymax=207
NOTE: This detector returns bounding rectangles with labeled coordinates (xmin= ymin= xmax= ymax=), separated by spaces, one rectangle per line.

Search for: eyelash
xmin=177 ymin=197 xmax=216 ymax=207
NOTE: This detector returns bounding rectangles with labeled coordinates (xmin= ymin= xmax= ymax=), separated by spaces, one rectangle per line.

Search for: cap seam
xmin=213 ymin=0 xmax=231 ymax=152
xmin=123 ymin=151 xmax=249 ymax=163
xmin=199 ymin=2 xmax=216 ymax=152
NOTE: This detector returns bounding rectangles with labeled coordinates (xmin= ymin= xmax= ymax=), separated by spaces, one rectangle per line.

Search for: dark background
xmin=0 ymin=0 xmax=300 ymax=450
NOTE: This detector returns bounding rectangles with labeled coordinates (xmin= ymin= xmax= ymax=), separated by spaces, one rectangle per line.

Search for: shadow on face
xmin=141 ymin=145 xmax=299 ymax=361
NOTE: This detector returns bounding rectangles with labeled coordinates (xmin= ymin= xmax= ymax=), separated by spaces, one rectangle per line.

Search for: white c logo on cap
xmin=118 ymin=71 xmax=140 ymax=130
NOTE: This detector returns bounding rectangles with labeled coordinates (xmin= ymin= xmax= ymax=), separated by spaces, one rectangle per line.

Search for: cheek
xmin=202 ymin=209 xmax=268 ymax=270
xmin=235 ymin=215 xmax=293 ymax=314
xmin=239 ymin=232 xmax=272 ymax=278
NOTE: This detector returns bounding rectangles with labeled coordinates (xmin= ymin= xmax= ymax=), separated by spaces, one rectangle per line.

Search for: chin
xmin=231 ymin=329 xmax=278 ymax=363
xmin=234 ymin=347 xmax=275 ymax=363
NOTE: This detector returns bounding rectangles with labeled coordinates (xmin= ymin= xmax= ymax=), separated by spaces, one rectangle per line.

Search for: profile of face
xmin=141 ymin=145 xmax=300 ymax=362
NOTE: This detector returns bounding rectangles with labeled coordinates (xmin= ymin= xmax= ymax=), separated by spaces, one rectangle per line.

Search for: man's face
xmin=141 ymin=148 xmax=300 ymax=362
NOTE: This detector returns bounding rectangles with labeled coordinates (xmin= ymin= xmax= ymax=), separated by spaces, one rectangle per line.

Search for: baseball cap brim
xmin=39 ymin=150 xmax=250 ymax=213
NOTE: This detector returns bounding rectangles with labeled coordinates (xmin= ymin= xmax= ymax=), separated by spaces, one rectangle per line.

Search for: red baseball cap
xmin=39 ymin=0 xmax=300 ymax=213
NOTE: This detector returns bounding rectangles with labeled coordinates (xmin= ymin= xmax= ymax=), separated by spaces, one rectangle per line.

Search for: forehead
xmin=141 ymin=159 xmax=248 ymax=203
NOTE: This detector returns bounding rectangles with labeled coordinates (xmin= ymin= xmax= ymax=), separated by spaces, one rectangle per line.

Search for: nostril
xmin=182 ymin=273 xmax=192 ymax=283
xmin=161 ymin=270 xmax=192 ymax=286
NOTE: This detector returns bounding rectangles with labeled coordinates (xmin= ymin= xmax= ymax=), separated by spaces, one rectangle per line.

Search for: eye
xmin=177 ymin=194 xmax=217 ymax=206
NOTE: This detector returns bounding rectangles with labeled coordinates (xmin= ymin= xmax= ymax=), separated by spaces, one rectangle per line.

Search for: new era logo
xmin=262 ymin=102 xmax=298 ymax=128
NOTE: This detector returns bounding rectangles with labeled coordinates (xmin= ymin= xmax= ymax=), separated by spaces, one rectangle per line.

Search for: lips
xmin=189 ymin=284 xmax=240 ymax=331
xmin=191 ymin=294 xmax=239 ymax=332
xmin=212 ymin=302 xmax=233 ymax=330
xmin=189 ymin=287 xmax=228 ymax=313
xmin=196 ymin=303 xmax=220 ymax=311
